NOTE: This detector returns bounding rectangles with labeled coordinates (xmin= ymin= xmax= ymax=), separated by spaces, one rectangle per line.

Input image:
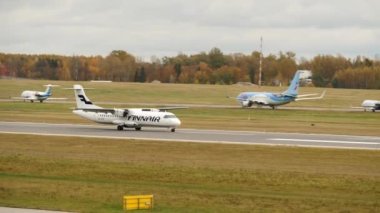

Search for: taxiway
xmin=0 ymin=99 xmax=365 ymax=112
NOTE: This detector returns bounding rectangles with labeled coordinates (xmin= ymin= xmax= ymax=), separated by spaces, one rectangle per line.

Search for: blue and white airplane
xmin=13 ymin=84 xmax=66 ymax=103
xmin=236 ymin=71 xmax=326 ymax=109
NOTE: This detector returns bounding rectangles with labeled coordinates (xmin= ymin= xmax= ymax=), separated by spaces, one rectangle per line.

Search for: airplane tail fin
xmin=282 ymin=71 xmax=302 ymax=97
xmin=45 ymin=86 xmax=52 ymax=96
xmin=43 ymin=84 xmax=58 ymax=96
xmin=72 ymin=84 xmax=102 ymax=109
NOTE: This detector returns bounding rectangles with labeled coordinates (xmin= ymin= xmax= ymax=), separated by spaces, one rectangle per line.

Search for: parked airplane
xmin=361 ymin=100 xmax=380 ymax=112
xmin=70 ymin=84 xmax=181 ymax=132
xmin=12 ymin=84 xmax=65 ymax=103
xmin=235 ymin=71 xmax=326 ymax=109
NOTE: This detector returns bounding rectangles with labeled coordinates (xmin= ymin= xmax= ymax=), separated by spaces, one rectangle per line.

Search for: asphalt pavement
xmin=0 ymin=121 xmax=379 ymax=150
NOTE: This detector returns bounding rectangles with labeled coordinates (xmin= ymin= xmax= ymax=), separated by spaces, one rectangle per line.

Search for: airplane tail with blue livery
xmin=44 ymin=85 xmax=53 ymax=97
xmin=282 ymin=70 xmax=301 ymax=97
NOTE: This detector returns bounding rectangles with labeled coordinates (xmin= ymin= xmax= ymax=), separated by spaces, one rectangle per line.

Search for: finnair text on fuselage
xmin=127 ymin=115 xmax=160 ymax=122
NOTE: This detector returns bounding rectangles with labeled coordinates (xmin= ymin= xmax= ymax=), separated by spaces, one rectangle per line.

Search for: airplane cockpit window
xmin=238 ymin=93 xmax=249 ymax=100
xmin=163 ymin=115 xmax=177 ymax=119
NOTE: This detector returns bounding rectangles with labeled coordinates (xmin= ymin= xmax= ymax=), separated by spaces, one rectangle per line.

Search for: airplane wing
xmin=46 ymin=98 xmax=68 ymax=100
xmin=159 ymin=107 xmax=188 ymax=111
xmin=76 ymin=108 xmax=116 ymax=113
xmin=11 ymin=96 xmax=36 ymax=101
xmin=295 ymin=90 xmax=326 ymax=101
xmin=296 ymin=93 xmax=320 ymax=97
xmin=351 ymin=106 xmax=364 ymax=109
xmin=76 ymin=106 xmax=187 ymax=114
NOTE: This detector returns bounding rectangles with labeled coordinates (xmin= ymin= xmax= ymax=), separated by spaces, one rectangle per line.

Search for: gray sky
xmin=1 ymin=0 xmax=379 ymax=60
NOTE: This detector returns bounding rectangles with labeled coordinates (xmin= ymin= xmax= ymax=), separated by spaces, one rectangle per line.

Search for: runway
xmin=0 ymin=121 xmax=379 ymax=150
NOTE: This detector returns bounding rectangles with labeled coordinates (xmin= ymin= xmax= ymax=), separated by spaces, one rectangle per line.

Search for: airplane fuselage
xmin=21 ymin=90 xmax=50 ymax=102
xmin=73 ymin=108 xmax=181 ymax=130
xmin=237 ymin=92 xmax=296 ymax=107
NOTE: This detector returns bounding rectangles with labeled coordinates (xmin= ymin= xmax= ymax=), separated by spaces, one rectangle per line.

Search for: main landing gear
xmin=117 ymin=126 xmax=142 ymax=131
xmin=270 ymin=105 xmax=277 ymax=110
xmin=117 ymin=126 xmax=176 ymax=132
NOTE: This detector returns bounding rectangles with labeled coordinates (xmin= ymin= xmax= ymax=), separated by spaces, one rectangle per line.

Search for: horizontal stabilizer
xmin=43 ymin=97 xmax=67 ymax=100
xmin=296 ymin=90 xmax=326 ymax=101
xmin=43 ymin=84 xmax=60 ymax=87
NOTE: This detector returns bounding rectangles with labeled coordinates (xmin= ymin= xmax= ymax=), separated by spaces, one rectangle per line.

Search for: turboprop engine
xmin=114 ymin=109 xmax=129 ymax=117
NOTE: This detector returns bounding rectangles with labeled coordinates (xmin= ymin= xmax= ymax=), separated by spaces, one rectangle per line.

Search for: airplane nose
xmin=173 ymin=118 xmax=181 ymax=127
xmin=241 ymin=100 xmax=249 ymax=107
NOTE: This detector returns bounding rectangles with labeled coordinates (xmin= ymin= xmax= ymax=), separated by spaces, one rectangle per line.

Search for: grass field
xmin=0 ymin=79 xmax=379 ymax=212
xmin=1 ymin=78 xmax=380 ymax=108
xmin=0 ymin=134 xmax=379 ymax=213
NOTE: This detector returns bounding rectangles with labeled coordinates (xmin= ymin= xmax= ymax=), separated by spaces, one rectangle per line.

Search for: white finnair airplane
xmin=235 ymin=71 xmax=326 ymax=109
xmin=12 ymin=84 xmax=65 ymax=103
xmin=70 ymin=84 xmax=181 ymax=132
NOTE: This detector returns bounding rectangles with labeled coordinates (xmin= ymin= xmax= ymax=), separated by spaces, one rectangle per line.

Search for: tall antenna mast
xmin=258 ymin=36 xmax=263 ymax=87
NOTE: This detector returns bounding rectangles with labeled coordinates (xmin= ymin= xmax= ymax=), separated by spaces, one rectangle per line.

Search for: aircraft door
xmin=123 ymin=109 xmax=129 ymax=117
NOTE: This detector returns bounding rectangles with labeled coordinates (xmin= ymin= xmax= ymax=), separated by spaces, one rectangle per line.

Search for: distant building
xmin=298 ymin=70 xmax=313 ymax=86
xmin=298 ymin=70 xmax=312 ymax=79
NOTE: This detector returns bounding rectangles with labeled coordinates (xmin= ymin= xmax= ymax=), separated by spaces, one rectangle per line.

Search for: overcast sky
xmin=1 ymin=0 xmax=379 ymax=60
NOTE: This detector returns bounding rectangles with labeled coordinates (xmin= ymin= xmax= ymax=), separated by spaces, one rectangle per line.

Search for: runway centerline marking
xmin=269 ymin=138 xmax=379 ymax=145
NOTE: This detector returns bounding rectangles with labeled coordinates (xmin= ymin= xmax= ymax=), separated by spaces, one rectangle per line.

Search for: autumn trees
xmin=0 ymin=49 xmax=379 ymax=89
xmin=0 ymin=50 xmax=136 ymax=82
xmin=298 ymin=55 xmax=379 ymax=89
xmin=333 ymin=67 xmax=380 ymax=89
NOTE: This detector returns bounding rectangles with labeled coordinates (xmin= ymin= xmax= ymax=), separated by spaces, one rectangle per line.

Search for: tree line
xmin=1 ymin=49 xmax=379 ymax=89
